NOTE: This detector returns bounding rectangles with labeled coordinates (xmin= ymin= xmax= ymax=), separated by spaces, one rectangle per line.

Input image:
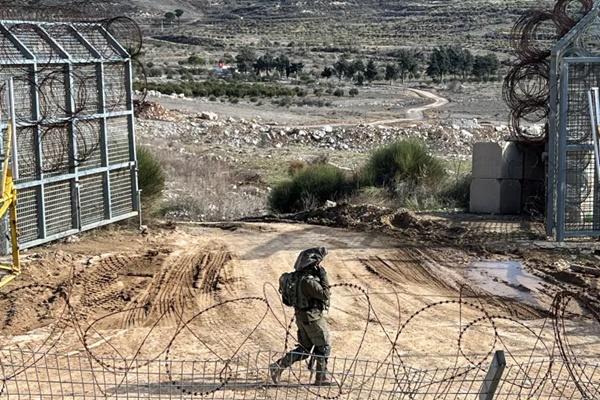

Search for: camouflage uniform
xmin=271 ymin=248 xmax=332 ymax=386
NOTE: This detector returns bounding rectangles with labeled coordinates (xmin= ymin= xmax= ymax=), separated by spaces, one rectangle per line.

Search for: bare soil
xmin=0 ymin=219 xmax=597 ymax=369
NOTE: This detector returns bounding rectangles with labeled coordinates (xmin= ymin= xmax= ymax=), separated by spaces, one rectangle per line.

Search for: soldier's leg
xmin=304 ymin=317 xmax=332 ymax=385
xmin=278 ymin=321 xmax=312 ymax=367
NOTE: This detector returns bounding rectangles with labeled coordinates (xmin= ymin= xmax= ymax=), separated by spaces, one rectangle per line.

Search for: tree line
xmin=235 ymin=47 xmax=305 ymax=78
xmin=320 ymin=47 xmax=499 ymax=84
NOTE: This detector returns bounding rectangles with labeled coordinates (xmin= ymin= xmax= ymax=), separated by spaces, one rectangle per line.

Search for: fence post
xmin=479 ymin=350 xmax=506 ymax=400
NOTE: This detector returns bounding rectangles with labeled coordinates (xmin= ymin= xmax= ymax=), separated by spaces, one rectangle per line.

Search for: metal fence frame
xmin=0 ymin=20 xmax=140 ymax=252
xmin=546 ymin=3 xmax=600 ymax=240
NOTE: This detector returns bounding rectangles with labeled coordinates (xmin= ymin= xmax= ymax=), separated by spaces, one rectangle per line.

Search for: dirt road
xmin=0 ymin=222 xmax=595 ymax=368
xmin=292 ymin=88 xmax=449 ymax=129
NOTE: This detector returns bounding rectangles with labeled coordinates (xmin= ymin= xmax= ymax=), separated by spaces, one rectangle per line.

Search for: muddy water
xmin=465 ymin=261 xmax=544 ymax=306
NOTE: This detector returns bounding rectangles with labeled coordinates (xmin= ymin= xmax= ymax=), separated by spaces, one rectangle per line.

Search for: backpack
xmin=278 ymin=272 xmax=309 ymax=309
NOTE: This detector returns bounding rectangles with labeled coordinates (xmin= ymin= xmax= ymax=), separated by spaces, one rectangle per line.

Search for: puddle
xmin=465 ymin=261 xmax=544 ymax=305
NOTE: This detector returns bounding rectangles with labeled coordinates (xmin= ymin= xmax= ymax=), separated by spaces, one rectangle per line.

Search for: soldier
xmin=270 ymin=247 xmax=332 ymax=386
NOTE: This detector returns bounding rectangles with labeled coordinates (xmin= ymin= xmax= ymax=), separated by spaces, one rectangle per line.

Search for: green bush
xmin=349 ymin=88 xmax=359 ymax=97
xmin=361 ymin=140 xmax=446 ymax=188
xmin=137 ymin=146 xmax=166 ymax=210
xmin=269 ymin=164 xmax=353 ymax=213
xmin=333 ymin=88 xmax=345 ymax=97
xmin=439 ymin=174 xmax=472 ymax=209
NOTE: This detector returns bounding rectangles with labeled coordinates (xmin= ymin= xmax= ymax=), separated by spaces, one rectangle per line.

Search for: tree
xmin=236 ymin=47 xmax=256 ymax=74
xmin=397 ymin=50 xmax=418 ymax=82
xmin=275 ymin=54 xmax=290 ymax=77
xmin=354 ymin=72 xmax=365 ymax=86
xmin=426 ymin=47 xmax=450 ymax=81
xmin=472 ymin=54 xmax=499 ymax=81
xmin=385 ymin=64 xmax=399 ymax=84
xmin=365 ymin=60 xmax=378 ymax=82
xmin=174 ymin=9 xmax=184 ymax=25
xmin=352 ymin=59 xmax=365 ymax=75
xmin=333 ymin=58 xmax=350 ymax=80
xmin=287 ymin=62 xmax=304 ymax=77
xmin=164 ymin=12 xmax=176 ymax=25
xmin=321 ymin=66 xmax=334 ymax=79
xmin=254 ymin=53 xmax=275 ymax=75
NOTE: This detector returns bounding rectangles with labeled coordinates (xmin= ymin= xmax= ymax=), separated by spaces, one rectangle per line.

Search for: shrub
xmin=349 ymin=88 xmax=359 ymax=97
xmin=333 ymin=88 xmax=345 ymax=97
xmin=137 ymin=146 xmax=166 ymax=211
xmin=269 ymin=164 xmax=353 ymax=213
xmin=361 ymin=140 xmax=446 ymax=188
xmin=288 ymin=160 xmax=307 ymax=176
xmin=439 ymin=173 xmax=472 ymax=209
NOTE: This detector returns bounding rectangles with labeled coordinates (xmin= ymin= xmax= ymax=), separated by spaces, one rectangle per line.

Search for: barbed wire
xmin=0 ymin=263 xmax=597 ymax=399
xmin=0 ymin=15 xmax=146 ymax=175
xmin=503 ymin=0 xmax=594 ymax=142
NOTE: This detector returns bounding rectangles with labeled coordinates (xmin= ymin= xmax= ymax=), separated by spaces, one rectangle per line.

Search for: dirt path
xmin=291 ymin=88 xmax=449 ymax=129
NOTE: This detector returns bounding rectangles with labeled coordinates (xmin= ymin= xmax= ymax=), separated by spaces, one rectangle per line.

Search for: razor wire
xmin=503 ymin=0 xmax=594 ymax=142
xmin=0 ymin=17 xmax=146 ymax=175
xmin=0 ymin=264 xmax=597 ymax=399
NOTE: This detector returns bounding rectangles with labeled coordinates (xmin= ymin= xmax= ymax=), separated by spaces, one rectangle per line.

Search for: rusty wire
xmin=503 ymin=0 xmax=594 ymax=142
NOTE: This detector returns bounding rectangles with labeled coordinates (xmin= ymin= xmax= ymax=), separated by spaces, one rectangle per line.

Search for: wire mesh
xmin=109 ymin=168 xmax=133 ymax=217
xmin=43 ymin=180 xmax=73 ymax=236
xmin=79 ymin=173 xmax=106 ymax=226
xmin=0 ymin=350 xmax=597 ymax=400
xmin=561 ymin=61 xmax=600 ymax=233
xmin=0 ymin=19 xmax=138 ymax=251
xmin=14 ymin=187 xmax=39 ymax=243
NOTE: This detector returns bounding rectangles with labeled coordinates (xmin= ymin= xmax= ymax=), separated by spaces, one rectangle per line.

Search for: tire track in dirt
xmin=359 ymin=249 xmax=458 ymax=292
xmin=122 ymin=245 xmax=234 ymax=327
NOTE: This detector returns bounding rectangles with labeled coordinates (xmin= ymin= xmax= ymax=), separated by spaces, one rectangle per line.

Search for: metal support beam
xmin=124 ymin=58 xmax=141 ymax=223
xmin=557 ymin=62 xmax=570 ymax=241
xmin=67 ymin=24 xmax=102 ymax=60
xmin=98 ymin=62 xmax=112 ymax=220
xmin=0 ymin=23 xmax=35 ymax=60
xmin=547 ymin=53 xmax=559 ymax=237
xmin=31 ymin=61 xmax=46 ymax=240
xmin=478 ymin=350 xmax=506 ymax=400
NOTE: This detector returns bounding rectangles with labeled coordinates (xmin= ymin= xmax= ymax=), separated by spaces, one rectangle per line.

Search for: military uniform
xmin=271 ymin=255 xmax=332 ymax=386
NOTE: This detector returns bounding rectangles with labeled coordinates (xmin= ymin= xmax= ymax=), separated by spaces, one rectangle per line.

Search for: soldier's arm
xmin=302 ymin=275 xmax=330 ymax=302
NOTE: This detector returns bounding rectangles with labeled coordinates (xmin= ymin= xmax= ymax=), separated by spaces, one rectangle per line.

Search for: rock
xmin=461 ymin=129 xmax=473 ymax=138
xmin=200 ymin=111 xmax=218 ymax=121
xmin=323 ymin=125 xmax=334 ymax=133
xmin=325 ymin=200 xmax=337 ymax=208
xmin=65 ymin=235 xmax=80 ymax=243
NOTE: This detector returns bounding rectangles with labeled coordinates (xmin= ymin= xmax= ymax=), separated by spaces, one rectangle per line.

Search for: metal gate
xmin=0 ymin=20 xmax=139 ymax=251
xmin=546 ymin=4 xmax=600 ymax=240
xmin=555 ymin=58 xmax=600 ymax=239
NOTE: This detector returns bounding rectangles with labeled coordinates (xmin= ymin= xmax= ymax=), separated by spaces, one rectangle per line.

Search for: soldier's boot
xmin=314 ymin=358 xmax=332 ymax=386
xmin=268 ymin=362 xmax=283 ymax=384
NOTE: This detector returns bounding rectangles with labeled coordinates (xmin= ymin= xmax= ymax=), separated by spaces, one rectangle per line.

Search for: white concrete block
xmin=472 ymin=142 xmax=523 ymax=179
xmin=470 ymin=179 xmax=522 ymax=214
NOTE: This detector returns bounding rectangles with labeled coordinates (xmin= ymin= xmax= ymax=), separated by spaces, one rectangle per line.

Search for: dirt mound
xmin=135 ymin=100 xmax=180 ymax=121
xmin=247 ymin=204 xmax=463 ymax=245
